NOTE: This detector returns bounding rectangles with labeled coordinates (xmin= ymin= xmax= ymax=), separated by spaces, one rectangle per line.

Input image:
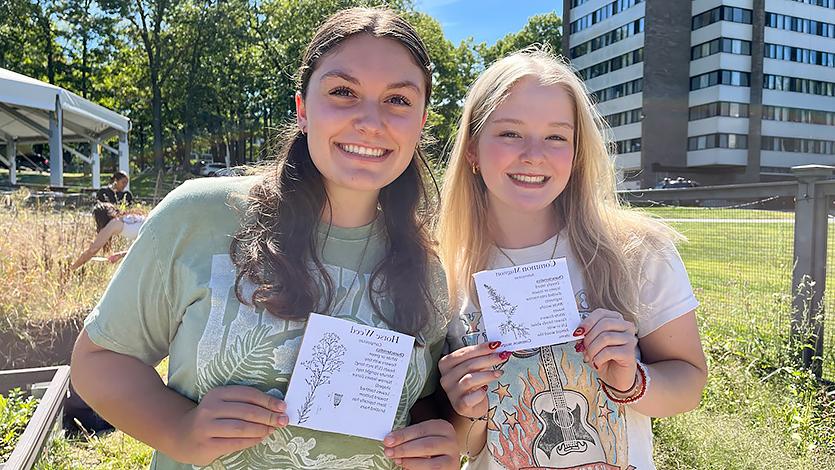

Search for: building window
xmin=763 ymin=75 xmax=835 ymax=96
xmin=604 ymin=108 xmax=643 ymax=127
xmin=762 ymin=136 xmax=835 ymax=154
xmin=692 ymin=6 xmax=752 ymax=31
xmin=764 ymin=43 xmax=835 ymax=68
xmin=615 ymin=138 xmax=642 ymax=154
xmin=570 ymin=18 xmax=644 ymax=58
xmin=688 ymin=133 xmax=748 ymax=150
xmin=571 ymin=0 xmax=593 ymax=7
xmin=765 ymin=12 xmax=835 ymax=38
xmin=691 ymin=38 xmax=751 ymax=60
xmin=689 ymin=102 xmax=749 ymax=120
xmin=762 ymin=105 xmax=835 ymax=125
xmin=578 ymin=48 xmax=643 ymax=80
xmin=787 ymin=0 xmax=835 ymax=10
xmin=592 ymin=78 xmax=643 ymax=103
xmin=690 ymin=70 xmax=750 ymax=90
xmin=570 ymin=0 xmax=643 ymax=34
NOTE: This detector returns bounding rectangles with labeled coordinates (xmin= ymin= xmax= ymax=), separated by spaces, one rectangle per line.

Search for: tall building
xmin=562 ymin=0 xmax=835 ymax=188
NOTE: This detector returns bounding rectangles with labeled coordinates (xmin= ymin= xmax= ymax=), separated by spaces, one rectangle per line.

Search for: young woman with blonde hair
xmin=437 ymin=48 xmax=707 ymax=469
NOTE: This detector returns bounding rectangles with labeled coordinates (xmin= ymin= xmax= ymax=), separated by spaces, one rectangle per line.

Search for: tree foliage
xmin=478 ymin=12 xmax=562 ymax=67
xmin=0 ymin=1 xmax=562 ymax=170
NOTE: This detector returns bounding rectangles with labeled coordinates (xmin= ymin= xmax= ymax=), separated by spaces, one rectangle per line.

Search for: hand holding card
xmin=474 ymin=258 xmax=583 ymax=351
xmin=284 ymin=314 xmax=415 ymax=441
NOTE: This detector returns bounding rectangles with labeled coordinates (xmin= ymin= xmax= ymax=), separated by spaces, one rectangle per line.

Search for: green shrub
xmin=0 ymin=388 xmax=39 ymax=462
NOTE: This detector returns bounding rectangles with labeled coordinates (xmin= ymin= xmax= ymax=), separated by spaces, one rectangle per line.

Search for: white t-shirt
xmin=119 ymin=214 xmax=144 ymax=240
xmin=446 ymin=231 xmax=699 ymax=470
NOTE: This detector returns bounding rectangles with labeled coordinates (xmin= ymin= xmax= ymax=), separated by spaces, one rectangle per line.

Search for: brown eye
xmin=387 ymin=95 xmax=411 ymax=106
xmin=330 ymin=87 xmax=354 ymax=97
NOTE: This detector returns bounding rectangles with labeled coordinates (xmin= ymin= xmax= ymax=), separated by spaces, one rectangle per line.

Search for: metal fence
xmin=620 ymin=165 xmax=835 ymax=382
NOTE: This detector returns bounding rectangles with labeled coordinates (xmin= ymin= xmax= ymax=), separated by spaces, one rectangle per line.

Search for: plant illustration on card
xmin=484 ymin=283 xmax=529 ymax=340
xmin=297 ymin=332 xmax=347 ymax=423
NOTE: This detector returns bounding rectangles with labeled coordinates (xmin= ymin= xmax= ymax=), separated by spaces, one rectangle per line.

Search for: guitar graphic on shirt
xmin=532 ymin=345 xmax=606 ymax=467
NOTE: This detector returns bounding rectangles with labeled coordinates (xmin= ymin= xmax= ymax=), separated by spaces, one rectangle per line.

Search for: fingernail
xmin=384 ymin=448 xmax=394 ymax=457
xmin=574 ymin=342 xmax=585 ymax=353
xmin=488 ymin=341 xmax=501 ymax=350
xmin=278 ymin=415 xmax=289 ymax=426
xmin=499 ymin=351 xmax=512 ymax=360
xmin=573 ymin=327 xmax=585 ymax=336
xmin=384 ymin=435 xmax=395 ymax=446
xmin=481 ymin=384 xmax=489 ymax=391
xmin=494 ymin=369 xmax=504 ymax=378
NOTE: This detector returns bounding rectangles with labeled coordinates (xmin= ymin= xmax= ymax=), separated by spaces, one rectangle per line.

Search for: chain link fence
xmin=622 ymin=168 xmax=835 ymax=383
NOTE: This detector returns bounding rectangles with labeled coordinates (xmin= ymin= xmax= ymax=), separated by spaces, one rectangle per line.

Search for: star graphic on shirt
xmin=487 ymin=406 xmax=500 ymax=431
xmin=492 ymin=382 xmax=512 ymax=403
xmin=502 ymin=410 xmax=519 ymax=430
xmin=598 ymin=401 xmax=614 ymax=421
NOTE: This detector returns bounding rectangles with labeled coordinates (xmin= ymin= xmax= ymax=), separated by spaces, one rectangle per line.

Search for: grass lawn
xmin=639 ymin=206 xmax=795 ymax=220
xmin=0 ymin=169 xmax=194 ymax=199
xmin=638 ymin=207 xmax=835 ymax=382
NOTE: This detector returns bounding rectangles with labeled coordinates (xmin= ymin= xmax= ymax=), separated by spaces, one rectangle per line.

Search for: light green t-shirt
xmin=84 ymin=176 xmax=449 ymax=470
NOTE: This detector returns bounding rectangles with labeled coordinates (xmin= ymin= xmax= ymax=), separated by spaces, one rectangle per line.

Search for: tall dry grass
xmin=0 ymin=189 xmax=136 ymax=327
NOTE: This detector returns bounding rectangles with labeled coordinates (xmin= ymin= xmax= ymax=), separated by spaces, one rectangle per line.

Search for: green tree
xmin=57 ymin=0 xmax=119 ymax=100
xmin=0 ymin=1 xmax=66 ymax=84
xmin=99 ymin=0 xmax=178 ymax=171
xmin=404 ymin=11 xmax=478 ymax=159
xmin=478 ymin=11 xmax=562 ymax=67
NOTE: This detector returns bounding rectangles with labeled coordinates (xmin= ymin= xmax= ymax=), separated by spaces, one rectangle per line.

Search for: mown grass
xmin=0 ymin=168 xmax=194 ymax=199
xmin=641 ymin=205 xmax=795 ymax=220
xmin=639 ymin=206 xmax=835 ymax=382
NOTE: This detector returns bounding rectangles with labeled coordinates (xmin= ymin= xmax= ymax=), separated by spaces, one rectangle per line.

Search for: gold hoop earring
xmin=471 ymin=162 xmax=479 ymax=175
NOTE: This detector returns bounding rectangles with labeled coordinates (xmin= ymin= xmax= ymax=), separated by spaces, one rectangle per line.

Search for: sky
xmin=414 ymin=0 xmax=563 ymax=46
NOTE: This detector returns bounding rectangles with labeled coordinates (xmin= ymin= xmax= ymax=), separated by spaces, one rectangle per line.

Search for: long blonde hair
xmin=436 ymin=48 xmax=679 ymax=322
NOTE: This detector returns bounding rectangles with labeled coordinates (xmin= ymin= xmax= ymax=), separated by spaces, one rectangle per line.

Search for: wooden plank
xmin=1 ymin=366 xmax=70 ymax=470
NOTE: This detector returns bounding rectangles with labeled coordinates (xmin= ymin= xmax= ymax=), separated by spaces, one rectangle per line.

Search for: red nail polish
xmin=499 ymin=351 xmax=512 ymax=360
xmin=481 ymin=385 xmax=489 ymax=391
xmin=573 ymin=327 xmax=585 ymax=336
xmin=574 ymin=342 xmax=585 ymax=353
xmin=488 ymin=341 xmax=501 ymax=350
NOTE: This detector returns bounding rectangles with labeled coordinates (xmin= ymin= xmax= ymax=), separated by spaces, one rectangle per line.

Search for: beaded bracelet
xmin=601 ymin=361 xmax=650 ymax=404
xmin=465 ymin=413 xmax=489 ymax=457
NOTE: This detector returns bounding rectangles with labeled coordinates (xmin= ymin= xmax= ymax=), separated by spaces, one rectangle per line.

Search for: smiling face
xmin=296 ymin=34 xmax=428 ymax=198
xmin=472 ymin=76 xmax=575 ymax=221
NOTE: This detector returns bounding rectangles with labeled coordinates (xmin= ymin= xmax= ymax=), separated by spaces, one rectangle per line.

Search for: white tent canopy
xmin=0 ymin=67 xmax=131 ymax=189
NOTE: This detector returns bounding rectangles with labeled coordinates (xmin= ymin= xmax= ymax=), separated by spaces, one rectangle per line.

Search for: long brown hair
xmin=230 ymin=7 xmax=439 ymax=339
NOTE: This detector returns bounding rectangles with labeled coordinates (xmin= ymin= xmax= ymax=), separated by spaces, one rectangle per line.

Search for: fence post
xmin=791 ymin=165 xmax=833 ymax=379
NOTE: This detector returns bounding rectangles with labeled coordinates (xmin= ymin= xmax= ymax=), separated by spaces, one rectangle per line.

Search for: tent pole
xmin=4 ymin=133 xmax=15 ymax=186
xmin=49 ymin=96 xmax=64 ymax=188
xmin=92 ymin=138 xmax=101 ymax=189
xmin=118 ymin=132 xmax=129 ymax=191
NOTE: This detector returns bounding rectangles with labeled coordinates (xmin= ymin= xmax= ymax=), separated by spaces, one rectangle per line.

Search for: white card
xmin=284 ymin=313 xmax=415 ymax=441
xmin=474 ymin=258 xmax=582 ymax=351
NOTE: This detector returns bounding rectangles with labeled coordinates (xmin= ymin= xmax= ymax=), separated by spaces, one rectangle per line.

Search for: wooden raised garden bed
xmin=0 ymin=366 xmax=70 ymax=470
